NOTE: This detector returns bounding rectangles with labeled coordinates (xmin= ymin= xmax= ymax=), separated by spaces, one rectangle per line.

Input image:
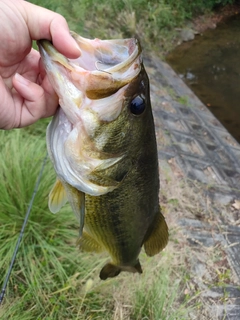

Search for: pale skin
xmin=0 ymin=0 xmax=81 ymax=129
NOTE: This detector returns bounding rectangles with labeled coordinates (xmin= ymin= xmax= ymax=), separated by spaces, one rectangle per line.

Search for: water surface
xmin=166 ymin=15 xmax=240 ymax=142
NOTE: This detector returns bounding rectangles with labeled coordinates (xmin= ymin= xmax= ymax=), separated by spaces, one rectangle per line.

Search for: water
xmin=166 ymin=14 xmax=240 ymax=143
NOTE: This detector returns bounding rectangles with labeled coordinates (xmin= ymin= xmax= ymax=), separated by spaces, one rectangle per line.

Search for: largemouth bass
xmin=38 ymin=32 xmax=168 ymax=280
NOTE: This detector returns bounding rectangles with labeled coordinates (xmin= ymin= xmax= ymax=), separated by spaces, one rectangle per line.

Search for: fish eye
xmin=130 ymin=95 xmax=145 ymax=115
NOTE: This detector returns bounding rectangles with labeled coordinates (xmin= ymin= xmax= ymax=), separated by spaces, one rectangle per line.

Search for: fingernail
xmin=70 ymin=35 xmax=81 ymax=56
xmin=15 ymin=73 xmax=31 ymax=86
xmin=73 ymin=42 xmax=81 ymax=56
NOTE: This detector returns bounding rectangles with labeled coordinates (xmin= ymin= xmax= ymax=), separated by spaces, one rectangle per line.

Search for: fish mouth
xmin=38 ymin=31 xmax=141 ymax=72
xmin=38 ymin=34 xmax=143 ymax=196
xmin=69 ymin=31 xmax=141 ymax=73
xmin=37 ymin=32 xmax=142 ymax=99
xmin=37 ymin=39 xmax=70 ymax=69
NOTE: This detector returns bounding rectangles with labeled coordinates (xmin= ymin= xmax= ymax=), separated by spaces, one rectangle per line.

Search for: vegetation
xmin=30 ymin=0 xmax=235 ymax=53
xmin=0 ymin=128 xmax=195 ymax=318
xmin=0 ymin=0 xmax=235 ymax=318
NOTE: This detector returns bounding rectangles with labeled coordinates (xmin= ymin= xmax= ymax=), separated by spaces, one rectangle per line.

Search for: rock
xmin=179 ymin=28 xmax=196 ymax=41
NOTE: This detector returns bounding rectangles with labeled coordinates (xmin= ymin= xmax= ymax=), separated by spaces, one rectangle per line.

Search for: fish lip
xmin=37 ymin=39 xmax=70 ymax=68
xmin=37 ymin=34 xmax=142 ymax=75
xmin=38 ymin=34 xmax=142 ymax=101
xmin=70 ymin=31 xmax=142 ymax=73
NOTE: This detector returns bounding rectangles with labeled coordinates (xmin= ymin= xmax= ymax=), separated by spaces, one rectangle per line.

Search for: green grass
xmin=30 ymin=0 xmax=235 ymax=54
xmin=0 ymin=129 xmax=106 ymax=319
xmin=0 ymin=129 xmax=196 ymax=319
xmin=131 ymin=255 xmax=192 ymax=320
xmin=1 ymin=0 xmax=228 ymax=316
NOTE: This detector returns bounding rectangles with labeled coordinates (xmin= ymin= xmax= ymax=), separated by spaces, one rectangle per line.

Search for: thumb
xmin=22 ymin=1 xmax=81 ymax=59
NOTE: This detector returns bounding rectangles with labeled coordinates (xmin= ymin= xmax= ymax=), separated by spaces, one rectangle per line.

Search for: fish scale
xmin=38 ymin=33 xmax=168 ymax=280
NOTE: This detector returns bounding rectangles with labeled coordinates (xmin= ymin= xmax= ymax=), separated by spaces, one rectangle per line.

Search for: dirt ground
xmin=192 ymin=2 xmax=240 ymax=33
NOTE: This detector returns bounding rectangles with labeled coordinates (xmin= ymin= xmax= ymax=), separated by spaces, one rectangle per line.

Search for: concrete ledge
xmin=146 ymin=55 xmax=240 ymax=320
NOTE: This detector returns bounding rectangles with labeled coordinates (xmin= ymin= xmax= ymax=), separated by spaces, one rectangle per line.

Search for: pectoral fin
xmin=48 ymin=178 xmax=68 ymax=213
xmin=63 ymin=183 xmax=85 ymax=236
xmin=144 ymin=209 xmax=168 ymax=257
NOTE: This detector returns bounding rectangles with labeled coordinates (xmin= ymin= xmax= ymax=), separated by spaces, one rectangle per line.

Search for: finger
xmin=49 ymin=19 xmax=81 ymax=59
xmin=13 ymin=73 xmax=58 ymax=127
xmin=22 ymin=1 xmax=81 ymax=59
xmin=0 ymin=76 xmax=15 ymax=129
xmin=38 ymin=57 xmax=47 ymax=84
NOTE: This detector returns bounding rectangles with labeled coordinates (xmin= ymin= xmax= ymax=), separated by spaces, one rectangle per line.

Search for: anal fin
xmin=144 ymin=209 xmax=168 ymax=257
xmin=77 ymin=231 xmax=104 ymax=253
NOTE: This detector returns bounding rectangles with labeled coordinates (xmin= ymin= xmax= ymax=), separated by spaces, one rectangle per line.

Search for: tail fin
xmin=99 ymin=260 xmax=142 ymax=280
xmin=100 ymin=263 xmax=121 ymax=280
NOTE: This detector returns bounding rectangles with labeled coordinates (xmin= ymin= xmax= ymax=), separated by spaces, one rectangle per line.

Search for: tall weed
xmin=30 ymin=0 xmax=235 ymax=52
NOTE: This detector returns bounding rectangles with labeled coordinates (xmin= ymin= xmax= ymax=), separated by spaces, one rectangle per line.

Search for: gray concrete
xmin=145 ymin=55 xmax=240 ymax=319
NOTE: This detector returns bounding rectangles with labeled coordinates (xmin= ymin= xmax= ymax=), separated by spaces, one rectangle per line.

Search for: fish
xmin=37 ymin=32 xmax=168 ymax=280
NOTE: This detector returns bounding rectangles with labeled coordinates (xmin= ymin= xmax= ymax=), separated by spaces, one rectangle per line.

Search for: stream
xmin=166 ymin=14 xmax=240 ymax=143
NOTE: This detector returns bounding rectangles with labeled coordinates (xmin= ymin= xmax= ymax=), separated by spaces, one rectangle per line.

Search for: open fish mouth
xmin=38 ymin=32 xmax=142 ymax=100
xmin=69 ymin=31 xmax=141 ymax=73
xmin=37 ymin=34 xmax=143 ymax=197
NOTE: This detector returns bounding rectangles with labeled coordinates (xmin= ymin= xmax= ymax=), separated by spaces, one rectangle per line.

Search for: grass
xmin=0 ymin=128 xmax=196 ymax=319
xmin=0 ymin=129 xmax=107 ymax=318
xmin=1 ymin=0 xmax=236 ymax=318
xmin=131 ymin=255 xmax=192 ymax=320
xmin=0 ymin=128 xmax=197 ymax=318
xmin=29 ymin=0 xmax=235 ymax=54
xmin=0 ymin=127 xmax=197 ymax=320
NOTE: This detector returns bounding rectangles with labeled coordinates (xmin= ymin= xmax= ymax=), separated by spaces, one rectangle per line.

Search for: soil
xmin=192 ymin=2 xmax=240 ymax=33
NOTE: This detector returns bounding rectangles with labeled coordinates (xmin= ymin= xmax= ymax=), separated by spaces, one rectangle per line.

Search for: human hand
xmin=0 ymin=0 xmax=80 ymax=129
